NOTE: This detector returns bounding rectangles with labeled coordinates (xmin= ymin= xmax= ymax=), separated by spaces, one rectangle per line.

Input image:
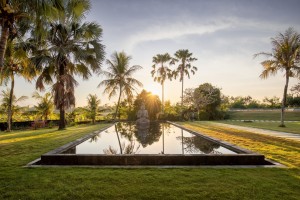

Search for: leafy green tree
xmin=87 ymin=94 xmax=100 ymax=124
xmin=98 ymin=51 xmax=143 ymax=121
xmin=151 ymin=53 xmax=172 ymax=113
xmin=32 ymin=91 xmax=54 ymax=121
xmin=194 ymin=83 xmax=222 ymax=120
xmin=163 ymin=100 xmax=180 ymax=120
xmin=263 ymin=96 xmax=281 ymax=108
xmin=133 ymin=90 xmax=161 ymax=121
xmin=254 ymin=28 xmax=300 ymax=127
xmin=229 ymin=96 xmax=254 ymax=109
xmin=0 ymin=89 xmax=27 ymax=131
xmin=172 ymin=49 xmax=197 ymax=116
xmin=30 ymin=0 xmax=105 ymax=130
xmin=291 ymin=82 xmax=300 ymax=96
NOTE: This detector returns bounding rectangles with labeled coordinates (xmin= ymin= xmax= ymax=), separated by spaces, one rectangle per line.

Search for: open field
xmin=220 ymin=121 xmax=300 ymax=134
xmin=1 ymin=122 xmax=300 ymax=199
xmin=228 ymin=110 xmax=300 ymax=121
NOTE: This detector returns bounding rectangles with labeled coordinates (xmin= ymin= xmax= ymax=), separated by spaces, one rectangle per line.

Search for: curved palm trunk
xmin=0 ymin=26 xmax=9 ymax=74
xmin=114 ymin=86 xmax=122 ymax=121
xmin=280 ymin=71 xmax=290 ymax=127
xmin=7 ymin=73 xmax=14 ymax=132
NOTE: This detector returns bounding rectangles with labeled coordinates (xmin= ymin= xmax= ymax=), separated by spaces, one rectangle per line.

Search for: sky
xmin=6 ymin=0 xmax=300 ymax=107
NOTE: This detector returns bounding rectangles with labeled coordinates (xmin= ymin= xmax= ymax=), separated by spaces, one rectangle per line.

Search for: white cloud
xmin=125 ymin=18 xmax=236 ymax=52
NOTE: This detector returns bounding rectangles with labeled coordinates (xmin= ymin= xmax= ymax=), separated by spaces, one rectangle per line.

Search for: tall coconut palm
xmin=254 ymin=28 xmax=300 ymax=127
xmin=30 ymin=0 xmax=105 ymax=130
xmin=98 ymin=51 xmax=143 ymax=121
xmin=172 ymin=49 xmax=197 ymax=117
xmin=151 ymin=53 xmax=172 ymax=113
xmin=32 ymin=91 xmax=54 ymax=121
xmin=0 ymin=39 xmax=34 ymax=131
xmin=0 ymin=89 xmax=28 ymax=131
xmin=87 ymin=94 xmax=100 ymax=124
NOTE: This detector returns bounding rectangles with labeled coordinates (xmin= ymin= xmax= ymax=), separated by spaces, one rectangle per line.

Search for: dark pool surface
xmin=62 ymin=122 xmax=238 ymax=155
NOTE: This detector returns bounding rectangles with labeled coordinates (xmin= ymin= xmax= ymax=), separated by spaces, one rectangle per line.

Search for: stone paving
xmin=215 ymin=122 xmax=300 ymax=142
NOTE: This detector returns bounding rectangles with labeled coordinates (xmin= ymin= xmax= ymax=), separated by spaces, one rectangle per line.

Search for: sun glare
xmin=144 ymin=84 xmax=161 ymax=97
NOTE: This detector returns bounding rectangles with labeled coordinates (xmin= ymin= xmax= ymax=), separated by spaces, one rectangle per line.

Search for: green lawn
xmin=1 ymin=122 xmax=300 ymax=199
xmin=220 ymin=121 xmax=300 ymax=134
xmin=228 ymin=110 xmax=300 ymax=121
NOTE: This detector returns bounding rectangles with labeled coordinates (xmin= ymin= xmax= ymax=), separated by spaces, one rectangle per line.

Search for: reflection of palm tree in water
xmin=103 ymin=123 xmax=140 ymax=154
xmin=89 ymin=134 xmax=100 ymax=143
xmin=103 ymin=140 xmax=140 ymax=155
xmin=115 ymin=124 xmax=123 ymax=154
xmin=160 ymin=123 xmax=171 ymax=154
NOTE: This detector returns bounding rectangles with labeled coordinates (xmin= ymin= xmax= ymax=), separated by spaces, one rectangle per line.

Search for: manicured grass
xmin=1 ymin=122 xmax=300 ymax=199
xmin=220 ymin=121 xmax=300 ymax=134
xmin=228 ymin=110 xmax=300 ymax=121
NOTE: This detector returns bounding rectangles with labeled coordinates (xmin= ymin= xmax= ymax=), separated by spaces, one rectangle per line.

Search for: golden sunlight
xmin=144 ymin=84 xmax=161 ymax=97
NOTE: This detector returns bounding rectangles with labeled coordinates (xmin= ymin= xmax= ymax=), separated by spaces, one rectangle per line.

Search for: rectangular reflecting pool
xmin=37 ymin=122 xmax=275 ymax=166
xmin=62 ymin=122 xmax=238 ymax=155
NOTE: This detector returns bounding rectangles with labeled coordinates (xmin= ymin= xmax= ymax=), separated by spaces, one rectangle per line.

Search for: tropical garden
xmin=0 ymin=0 xmax=300 ymax=199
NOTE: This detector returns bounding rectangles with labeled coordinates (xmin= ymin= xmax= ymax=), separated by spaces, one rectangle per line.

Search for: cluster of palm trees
xmin=1 ymin=1 xmax=298 ymax=131
xmin=0 ymin=0 xmax=105 ymax=131
xmin=151 ymin=49 xmax=197 ymax=116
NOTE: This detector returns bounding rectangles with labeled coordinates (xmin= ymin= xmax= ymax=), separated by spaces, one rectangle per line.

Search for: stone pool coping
xmin=27 ymin=121 xmax=282 ymax=167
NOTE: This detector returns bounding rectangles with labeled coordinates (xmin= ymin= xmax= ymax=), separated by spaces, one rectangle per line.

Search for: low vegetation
xmin=1 ymin=122 xmax=300 ymax=199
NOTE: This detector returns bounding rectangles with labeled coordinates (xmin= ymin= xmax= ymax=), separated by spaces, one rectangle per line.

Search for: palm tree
xmin=29 ymin=0 xmax=105 ymax=130
xmin=151 ymin=53 xmax=172 ymax=113
xmin=32 ymin=91 xmax=54 ymax=121
xmin=87 ymin=94 xmax=100 ymax=124
xmin=0 ymin=0 xmax=64 ymax=74
xmin=98 ymin=51 xmax=143 ymax=121
xmin=172 ymin=49 xmax=198 ymax=117
xmin=0 ymin=39 xmax=34 ymax=131
xmin=254 ymin=28 xmax=300 ymax=127
xmin=0 ymin=89 xmax=28 ymax=131
xmin=0 ymin=0 xmax=27 ymax=73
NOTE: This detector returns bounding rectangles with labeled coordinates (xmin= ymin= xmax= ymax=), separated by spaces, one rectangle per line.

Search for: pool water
xmin=62 ymin=122 xmax=238 ymax=155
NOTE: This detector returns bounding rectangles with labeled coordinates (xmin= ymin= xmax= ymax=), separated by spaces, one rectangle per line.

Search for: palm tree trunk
xmin=162 ymin=82 xmax=164 ymax=114
xmin=92 ymin=115 xmax=95 ymax=124
xmin=114 ymin=86 xmax=122 ymax=121
xmin=181 ymin=65 xmax=184 ymax=120
xmin=280 ymin=71 xmax=290 ymax=127
xmin=0 ymin=26 xmax=9 ymax=74
xmin=7 ymin=73 xmax=14 ymax=132
xmin=59 ymin=107 xmax=66 ymax=130
xmin=58 ymin=65 xmax=66 ymax=130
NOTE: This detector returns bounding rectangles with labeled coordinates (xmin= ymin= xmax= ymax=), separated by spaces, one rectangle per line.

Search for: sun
xmin=144 ymin=84 xmax=161 ymax=96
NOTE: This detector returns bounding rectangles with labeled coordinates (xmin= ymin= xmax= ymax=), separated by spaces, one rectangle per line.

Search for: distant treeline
xmin=224 ymin=95 xmax=300 ymax=109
